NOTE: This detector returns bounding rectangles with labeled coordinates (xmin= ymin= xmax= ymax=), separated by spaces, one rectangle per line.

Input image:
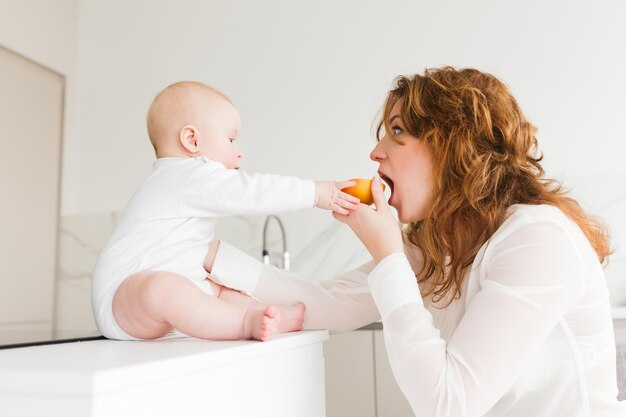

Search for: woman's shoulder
xmin=482 ymin=203 xmax=589 ymax=262
xmin=464 ymin=204 xmax=593 ymax=304
xmin=496 ymin=204 xmax=575 ymax=239
xmin=506 ymin=203 xmax=570 ymax=222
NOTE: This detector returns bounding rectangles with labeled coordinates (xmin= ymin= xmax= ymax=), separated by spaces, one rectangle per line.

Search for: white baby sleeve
xmin=184 ymin=162 xmax=315 ymax=216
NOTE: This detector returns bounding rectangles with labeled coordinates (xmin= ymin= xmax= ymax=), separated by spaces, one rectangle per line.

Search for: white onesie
xmin=91 ymin=156 xmax=314 ymax=340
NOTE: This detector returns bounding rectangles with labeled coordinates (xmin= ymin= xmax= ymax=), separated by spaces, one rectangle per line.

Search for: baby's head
xmin=146 ymin=81 xmax=242 ymax=169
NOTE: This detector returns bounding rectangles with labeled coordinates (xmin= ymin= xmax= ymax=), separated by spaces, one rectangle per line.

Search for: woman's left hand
xmin=333 ymin=175 xmax=404 ymax=263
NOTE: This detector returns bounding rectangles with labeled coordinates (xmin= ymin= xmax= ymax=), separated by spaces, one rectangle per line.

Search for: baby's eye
xmin=229 ymin=138 xmax=236 ymax=143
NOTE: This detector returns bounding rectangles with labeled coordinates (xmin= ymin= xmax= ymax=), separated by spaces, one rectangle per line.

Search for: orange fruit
xmin=344 ymin=178 xmax=386 ymax=205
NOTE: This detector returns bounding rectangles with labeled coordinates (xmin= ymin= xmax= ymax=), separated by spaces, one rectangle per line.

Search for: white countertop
xmin=0 ymin=330 xmax=329 ymax=397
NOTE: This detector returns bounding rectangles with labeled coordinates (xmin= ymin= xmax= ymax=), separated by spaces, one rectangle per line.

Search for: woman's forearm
xmin=209 ymin=241 xmax=380 ymax=333
xmin=254 ymin=262 xmax=381 ymax=332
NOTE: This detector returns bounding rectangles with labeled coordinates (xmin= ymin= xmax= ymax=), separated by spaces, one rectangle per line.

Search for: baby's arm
xmin=314 ymin=180 xmax=360 ymax=215
xmin=185 ymin=163 xmax=357 ymax=216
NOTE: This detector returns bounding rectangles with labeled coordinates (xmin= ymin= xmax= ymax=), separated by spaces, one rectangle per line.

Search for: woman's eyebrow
xmin=389 ymin=115 xmax=400 ymax=124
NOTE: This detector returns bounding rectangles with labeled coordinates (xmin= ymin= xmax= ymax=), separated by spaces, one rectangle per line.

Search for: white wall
xmin=74 ymin=0 xmax=626 ymax=212
xmin=71 ymin=0 xmax=626 ymax=298
xmin=2 ymin=0 xmax=626 ymax=302
xmin=0 ymin=0 xmax=80 ymax=213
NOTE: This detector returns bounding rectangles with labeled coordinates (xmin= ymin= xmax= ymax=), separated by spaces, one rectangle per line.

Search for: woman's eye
xmin=391 ymin=126 xmax=402 ymax=135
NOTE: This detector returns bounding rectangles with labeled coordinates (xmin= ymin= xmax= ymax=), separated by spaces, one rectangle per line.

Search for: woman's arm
xmin=334 ymin=178 xmax=586 ymax=416
xmin=209 ymin=241 xmax=381 ymax=333
xmin=370 ymin=222 xmax=584 ymax=416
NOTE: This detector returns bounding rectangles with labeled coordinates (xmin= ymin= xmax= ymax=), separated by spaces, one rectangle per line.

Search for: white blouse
xmin=210 ymin=204 xmax=625 ymax=416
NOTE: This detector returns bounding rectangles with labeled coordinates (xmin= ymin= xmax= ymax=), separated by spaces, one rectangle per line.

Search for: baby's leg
xmin=207 ymin=279 xmax=305 ymax=335
xmin=112 ymin=271 xmax=303 ymax=341
xmin=203 ymin=240 xmax=306 ymax=327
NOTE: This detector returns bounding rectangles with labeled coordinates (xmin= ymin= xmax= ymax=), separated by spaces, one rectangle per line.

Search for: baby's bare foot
xmin=248 ymin=305 xmax=279 ymax=341
xmin=246 ymin=303 xmax=305 ymax=342
xmin=275 ymin=302 xmax=305 ymax=333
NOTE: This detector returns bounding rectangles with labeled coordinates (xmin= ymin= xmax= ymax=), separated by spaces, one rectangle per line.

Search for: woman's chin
xmin=390 ymin=195 xmax=419 ymax=223
xmin=396 ymin=206 xmax=423 ymax=224
xmin=392 ymin=203 xmax=406 ymax=222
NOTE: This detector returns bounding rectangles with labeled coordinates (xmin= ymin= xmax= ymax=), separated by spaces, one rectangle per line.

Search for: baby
xmin=91 ymin=81 xmax=359 ymax=342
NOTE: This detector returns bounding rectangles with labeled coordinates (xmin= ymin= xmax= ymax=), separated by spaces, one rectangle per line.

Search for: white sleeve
xmin=183 ymin=164 xmax=315 ymax=216
xmin=210 ymin=241 xmax=381 ymax=333
xmin=368 ymin=221 xmax=585 ymax=417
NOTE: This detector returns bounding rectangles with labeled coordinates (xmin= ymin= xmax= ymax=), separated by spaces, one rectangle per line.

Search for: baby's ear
xmin=180 ymin=125 xmax=199 ymax=153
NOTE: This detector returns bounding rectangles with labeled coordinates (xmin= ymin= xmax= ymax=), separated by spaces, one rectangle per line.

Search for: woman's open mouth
xmin=378 ymin=171 xmax=394 ymax=205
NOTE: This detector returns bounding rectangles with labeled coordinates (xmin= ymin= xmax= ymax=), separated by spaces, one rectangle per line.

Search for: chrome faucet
xmin=262 ymin=215 xmax=290 ymax=270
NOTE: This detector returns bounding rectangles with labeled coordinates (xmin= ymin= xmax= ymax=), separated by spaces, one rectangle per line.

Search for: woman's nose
xmin=370 ymin=140 xmax=385 ymax=162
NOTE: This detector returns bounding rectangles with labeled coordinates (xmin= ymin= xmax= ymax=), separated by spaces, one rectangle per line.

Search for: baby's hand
xmin=314 ymin=180 xmax=360 ymax=215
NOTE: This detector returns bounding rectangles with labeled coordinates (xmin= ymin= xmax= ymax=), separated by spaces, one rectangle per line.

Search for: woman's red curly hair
xmin=377 ymin=67 xmax=611 ymax=304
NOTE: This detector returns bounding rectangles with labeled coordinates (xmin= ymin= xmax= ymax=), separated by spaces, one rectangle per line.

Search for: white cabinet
xmin=613 ymin=309 xmax=626 ymax=343
xmin=373 ymin=331 xmax=414 ymax=417
xmin=324 ymin=329 xmax=413 ymax=417
xmin=613 ymin=314 xmax=626 ymax=400
xmin=324 ymin=330 xmax=376 ymax=417
xmin=326 ymin=318 xmax=626 ymax=417
xmin=0 ymin=331 xmax=328 ymax=417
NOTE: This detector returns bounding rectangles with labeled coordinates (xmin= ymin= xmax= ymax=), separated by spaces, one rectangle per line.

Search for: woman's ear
xmin=180 ymin=125 xmax=199 ymax=154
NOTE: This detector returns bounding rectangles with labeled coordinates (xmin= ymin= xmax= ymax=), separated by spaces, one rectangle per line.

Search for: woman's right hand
xmin=333 ymin=175 xmax=403 ymax=263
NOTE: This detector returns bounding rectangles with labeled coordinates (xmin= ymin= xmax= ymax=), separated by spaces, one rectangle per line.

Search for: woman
xmin=206 ymin=67 xmax=625 ymax=416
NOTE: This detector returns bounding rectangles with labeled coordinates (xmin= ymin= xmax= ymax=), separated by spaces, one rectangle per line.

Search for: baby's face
xmin=198 ymin=99 xmax=242 ymax=169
